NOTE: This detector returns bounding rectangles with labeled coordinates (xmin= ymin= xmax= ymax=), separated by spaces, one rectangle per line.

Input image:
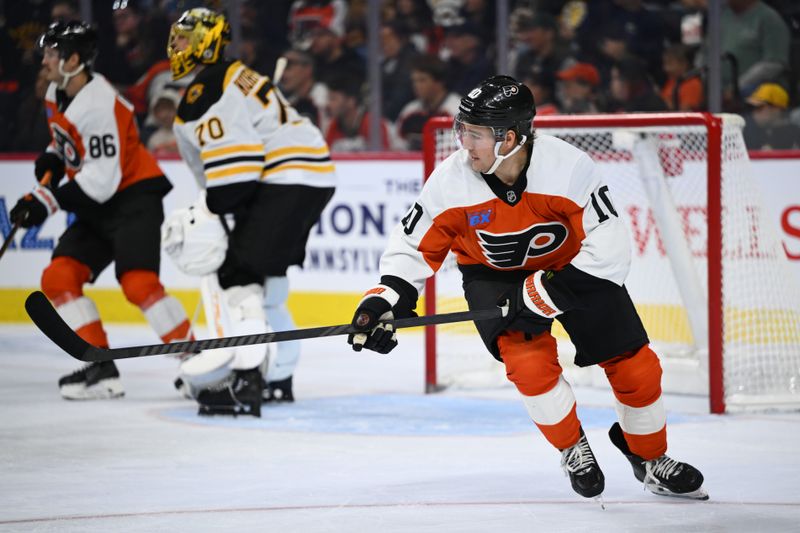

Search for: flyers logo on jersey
xmin=50 ymin=123 xmax=81 ymax=169
xmin=477 ymin=222 xmax=568 ymax=269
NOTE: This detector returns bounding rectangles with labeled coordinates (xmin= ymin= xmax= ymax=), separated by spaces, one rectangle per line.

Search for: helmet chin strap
xmin=57 ymin=59 xmax=85 ymax=89
xmin=485 ymin=134 xmax=528 ymax=175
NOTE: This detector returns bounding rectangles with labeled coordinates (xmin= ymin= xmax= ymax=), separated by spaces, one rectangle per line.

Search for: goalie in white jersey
xmin=10 ymin=21 xmax=193 ymax=401
xmin=348 ymin=76 xmax=708 ymax=501
xmin=165 ymin=8 xmax=335 ymax=417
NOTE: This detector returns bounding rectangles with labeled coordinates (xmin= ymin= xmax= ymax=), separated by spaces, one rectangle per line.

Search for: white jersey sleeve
xmin=58 ymin=78 xmax=125 ymax=203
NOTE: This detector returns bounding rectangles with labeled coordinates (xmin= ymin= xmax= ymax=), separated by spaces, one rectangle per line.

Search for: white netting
xmin=423 ymin=114 xmax=800 ymax=412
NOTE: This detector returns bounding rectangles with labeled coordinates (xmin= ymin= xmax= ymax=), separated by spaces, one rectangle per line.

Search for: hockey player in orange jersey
xmin=10 ymin=21 xmax=193 ymax=400
xmin=348 ymin=75 xmax=708 ymax=501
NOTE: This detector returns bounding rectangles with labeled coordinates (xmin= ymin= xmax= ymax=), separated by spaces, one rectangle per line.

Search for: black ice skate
xmin=58 ymin=361 xmax=125 ymax=400
xmin=560 ymin=429 xmax=605 ymax=499
xmin=263 ymin=375 xmax=294 ymax=403
xmin=609 ymin=422 xmax=709 ymax=500
xmin=197 ymin=367 xmax=263 ymax=417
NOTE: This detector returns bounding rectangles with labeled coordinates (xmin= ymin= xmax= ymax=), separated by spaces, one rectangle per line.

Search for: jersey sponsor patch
xmin=476 ymin=222 xmax=568 ymax=269
xmin=467 ymin=208 xmax=493 ymax=227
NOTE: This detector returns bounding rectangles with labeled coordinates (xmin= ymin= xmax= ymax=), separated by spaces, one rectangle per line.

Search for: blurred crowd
xmin=2 ymin=0 xmax=800 ymax=154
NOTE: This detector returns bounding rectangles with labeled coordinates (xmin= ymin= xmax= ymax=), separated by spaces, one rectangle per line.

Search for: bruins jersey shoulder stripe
xmin=173 ymin=60 xmax=336 ymax=208
xmin=380 ymin=134 xmax=632 ymax=297
xmin=176 ymin=61 xmax=231 ymax=123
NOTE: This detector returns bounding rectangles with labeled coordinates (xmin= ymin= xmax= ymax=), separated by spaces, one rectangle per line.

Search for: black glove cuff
xmin=35 ymin=152 xmax=66 ymax=187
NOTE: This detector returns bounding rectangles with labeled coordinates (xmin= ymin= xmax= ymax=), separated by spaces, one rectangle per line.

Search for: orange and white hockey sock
xmin=41 ymin=257 xmax=109 ymax=348
xmin=54 ymin=295 xmax=109 ymax=348
xmin=601 ymin=345 xmax=667 ymax=460
xmin=499 ymin=331 xmax=581 ymax=450
xmin=120 ymin=270 xmax=192 ymax=343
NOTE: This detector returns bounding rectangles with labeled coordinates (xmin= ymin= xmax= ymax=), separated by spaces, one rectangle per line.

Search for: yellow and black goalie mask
xmin=167 ymin=7 xmax=231 ymax=80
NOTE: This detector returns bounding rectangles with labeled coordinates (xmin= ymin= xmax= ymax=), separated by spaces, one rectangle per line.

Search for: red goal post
xmin=421 ymin=113 xmax=800 ymax=414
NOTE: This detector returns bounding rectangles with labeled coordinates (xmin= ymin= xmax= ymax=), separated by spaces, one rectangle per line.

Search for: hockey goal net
xmin=421 ymin=113 xmax=800 ymax=414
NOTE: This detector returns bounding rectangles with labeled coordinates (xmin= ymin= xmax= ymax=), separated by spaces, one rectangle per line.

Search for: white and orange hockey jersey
xmin=44 ymin=74 xmax=164 ymax=203
xmin=380 ymin=134 xmax=632 ymax=294
xmin=173 ymin=60 xmax=336 ymax=200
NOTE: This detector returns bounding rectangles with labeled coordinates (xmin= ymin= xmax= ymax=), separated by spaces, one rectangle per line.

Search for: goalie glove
xmin=500 ymin=270 xmax=575 ymax=321
xmin=348 ymin=285 xmax=399 ymax=354
xmin=162 ymin=193 xmax=228 ymax=276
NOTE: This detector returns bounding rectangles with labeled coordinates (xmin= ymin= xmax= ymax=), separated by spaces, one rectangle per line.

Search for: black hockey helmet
xmin=38 ymin=20 xmax=98 ymax=67
xmin=456 ymin=75 xmax=535 ymax=141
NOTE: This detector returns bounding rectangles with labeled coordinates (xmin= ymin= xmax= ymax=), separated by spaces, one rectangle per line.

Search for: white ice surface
xmin=1 ymin=324 xmax=798 ymax=532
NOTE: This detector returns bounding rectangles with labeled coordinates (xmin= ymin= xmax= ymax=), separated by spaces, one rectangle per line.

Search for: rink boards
xmin=1 ymin=154 xmax=799 ymax=327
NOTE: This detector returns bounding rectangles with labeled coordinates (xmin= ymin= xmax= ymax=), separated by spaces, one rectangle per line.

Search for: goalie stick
xmin=25 ymin=291 xmax=508 ymax=362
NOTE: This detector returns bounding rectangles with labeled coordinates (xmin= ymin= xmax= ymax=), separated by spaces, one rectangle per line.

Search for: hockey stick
xmin=25 ymin=290 xmax=507 ymax=362
xmin=272 ymin=56 xmax=288 ymax=85
xmin=0 ymin=171 xmax=53 ymax=260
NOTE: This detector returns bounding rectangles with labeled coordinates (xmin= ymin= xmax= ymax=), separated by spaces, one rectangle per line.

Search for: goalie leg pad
xmin=263 ymin=276 xmax=299 ymax=382
xmin=225 ymin=283 xmax=272 ymax=370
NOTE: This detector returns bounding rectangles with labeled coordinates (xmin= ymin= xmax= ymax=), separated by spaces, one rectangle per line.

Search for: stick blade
xmin=25 ymin=291 xmax=93 ymax=361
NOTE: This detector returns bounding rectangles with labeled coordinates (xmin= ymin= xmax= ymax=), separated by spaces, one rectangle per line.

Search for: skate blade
xmin=594 ymin=495 xmax=606 ymax=510
xmin=60 ymin=379 xmax=125 ymax=400
xmin=647 ymin=484 xmax=709 ymax=501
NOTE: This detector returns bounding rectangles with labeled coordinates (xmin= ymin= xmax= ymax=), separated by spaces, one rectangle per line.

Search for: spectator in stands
xmin=442 ymin=21 xmax=492 ymax=97
xmin=279 ymin=48 xmax=329 ymax=130
xmin=608 ymin=57 xmax=668 ymax=113
xmin=395 ymin=54 xmax=461 ymax=151
xmin=556 ymin=62 xmax=603 ymax=114
xmin=381 ymin=20 xmax=420 ymax=122
xmin=461 ymin=0 xmax=495 ymax=45
xmin=95 ymin=0 xmax=169 ymax=90
xmin=51 ymin=0 xmax=81 ymax=22
xmin=523 ymin=67 xmax=559 ymax=116
xmin=144 ymin=88 xmax=180 ymax=156
xmin=288 ymin=0 xmax=365 ymax=89
xmin=325 ymin=74 xmax=393 ymax=152
xmin=721 ymin=0 xmax=791 ymax=102
xmin=390 ymin=0 xmax=437 ymax=54
xmin=558 ymin=0 xmax=589 ymax=44
xmin=575 ymin=0 xmax=665 ymax=85
xmin=594 ymin=23 xmax=633 ymax=87
xmin=743 ymin=83 xmax=800 ymax=150
xmin=12 ymin=66 xmax=50 ymax=152
xmin=0 ymin=36 xmax=21 ymax=151
xmin=660 ymin=43 xmax=704 ymax=111
xmin=511 ymin=11 xmax=570 ymax=88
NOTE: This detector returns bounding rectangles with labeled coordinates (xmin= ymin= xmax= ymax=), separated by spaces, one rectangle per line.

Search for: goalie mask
xmin=454 ymin=75 xmax=535 ymax=174
xmin=38 ymin=20 xmax=98 ymax=88
xmin=167 ymin=8 xmax=231 ymax=80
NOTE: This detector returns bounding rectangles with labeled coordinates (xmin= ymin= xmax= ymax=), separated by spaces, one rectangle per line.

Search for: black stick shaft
xmin=25 ymin=291 xmax=506 ymax=362
xmin=0 ymin=223 xmax=19 ymax=260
